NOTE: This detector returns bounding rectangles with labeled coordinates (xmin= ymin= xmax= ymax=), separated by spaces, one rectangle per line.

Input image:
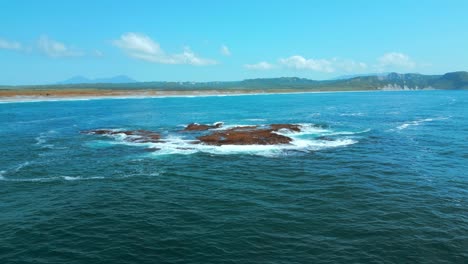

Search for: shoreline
xmin=0 ymin=88 xmax=425 ymax=103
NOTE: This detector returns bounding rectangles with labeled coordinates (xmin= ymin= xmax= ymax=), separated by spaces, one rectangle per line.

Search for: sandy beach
xmin=0 ymin=88 xmax=363 ymax=103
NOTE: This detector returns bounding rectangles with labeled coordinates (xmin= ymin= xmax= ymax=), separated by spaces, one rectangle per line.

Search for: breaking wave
xmin=397 ymin=117 xmax=450 ymax=130
xmin=0 ymin=175 xmax=105 ymax=182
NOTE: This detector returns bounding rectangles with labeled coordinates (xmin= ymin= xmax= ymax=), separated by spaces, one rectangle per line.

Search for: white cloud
xmin=245 ymin=52 xmax=418 ymax=74
xmin=0 ymin=38 xmax=22 ymax=50
xmin=93 ymin=50 xmax=104 ymax=57
xmin=113 ymin=32 xmax=217 ymax=66
xmin=245 ymin=57 xmax=366 ymax=72
xmin=278 ymin=56 xmax=368 ymax=73
xmin=220 ymin=45 xmax=231 ymax=56
xmin=279 ymin=55 xmax=335 ymax=72
xmin=37 ymin=35 xmax=83 ymax=57
xmin=378 ymin=52 xmax=415 ymax=69
xmin=244 ymin=61 xmax=275 ymax=70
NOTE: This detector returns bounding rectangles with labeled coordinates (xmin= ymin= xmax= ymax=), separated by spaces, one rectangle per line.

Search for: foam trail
xmin=0 ymin=177 xmax=58 ymax=182
xmin=340 ymin=112 xmax=366 ymax=117
xmin=145 ymin=135 xmax=357 ymax=157
xmin=35 ymin=130 xmax=57 ymax=148
xmin=0 ymin=175 xmax=105 ymax=182
xmin=397 ymin=117 xmax=449 ymax=130
xmin=14 ymin=161 xmax=31 ymax=172
xmin=35 ymin=135 xmax=46 ymax=145
xmin=321 ymin=128 xmax=371 ymax=136
xmin=62 ymin=176 xmax=105 ymax=181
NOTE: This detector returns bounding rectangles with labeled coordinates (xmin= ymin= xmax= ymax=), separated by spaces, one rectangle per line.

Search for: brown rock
xmin=184 ymin=122 xmax=223 ymax=131
xmin=197 ymin=126 xmax=295 ymax=146
xmin=82 ymin=129 xmax=116 ymax=135
xmin=144 ymin=147 xmax=161 ymax=152
xmin=270 ymin=124 xmax=301 ymax=132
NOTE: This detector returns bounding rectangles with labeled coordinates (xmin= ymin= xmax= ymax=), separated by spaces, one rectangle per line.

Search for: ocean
xmin=1 ymin=91 xmax=467 ymax=263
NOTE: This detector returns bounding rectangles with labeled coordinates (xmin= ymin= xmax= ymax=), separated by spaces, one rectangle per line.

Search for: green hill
xmin=2 ymin=71 xmax=468 ymax=91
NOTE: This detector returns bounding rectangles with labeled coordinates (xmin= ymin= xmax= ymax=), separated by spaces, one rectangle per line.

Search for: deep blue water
xmin=1 ymin=91 xmax=467 ymax=263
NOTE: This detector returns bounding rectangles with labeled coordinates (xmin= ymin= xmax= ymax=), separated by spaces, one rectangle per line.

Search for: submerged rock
xmin=316 ymin=136 xmax=335 ymax=141
xmin=82 ymin=129 xmax=162 ymax=143
xmin=184 ymin=122 xmax=223 ymax=131
xmin=144 ymin=147 xmax=162 ymax=152
xmin=197 ymin=124 xmax=301 ymax=146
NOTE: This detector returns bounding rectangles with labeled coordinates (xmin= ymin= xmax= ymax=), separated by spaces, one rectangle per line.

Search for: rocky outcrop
xmin=83 ymin=123 xmax=302 ymax=147
xmin=197 ymin=124 xmax=301 ymax=145
xmin=183 ymin=122 xmax=223 ymax=131
xmin=82 ymin=129 xmax=162 ymax=143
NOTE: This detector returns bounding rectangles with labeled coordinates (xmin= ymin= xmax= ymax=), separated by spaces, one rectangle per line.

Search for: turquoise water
xmin=1 ymin=91 xmax=467 ymax=263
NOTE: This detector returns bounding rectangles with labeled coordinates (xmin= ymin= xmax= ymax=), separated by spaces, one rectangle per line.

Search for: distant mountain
xmin=58 ymin=76 xmax=90 ymax=84
xmin=57 ymin=75 xmax=136 ymax=84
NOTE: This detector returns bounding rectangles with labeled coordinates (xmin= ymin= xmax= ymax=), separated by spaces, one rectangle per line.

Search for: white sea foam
xmin=321 ymin=128 xmax=371 ymax=136
xmin=340 ymin=112 xmax=366 ymax=117
xmin=14 ymin=161 xmax=31 ymax=172
xmin=34 ymin=130 xmax=57 ymax=148
xmin=397 ymin=117 xmax=449 ymax=130
xmin=61 ymin=176 xmax=105 ymax=181
xmin=150 ymin=125 xmax=357 ymax=156
xmin=211 ymin=124 xmax=256 ymax=130
xmin=275 ymin=123 xmax=330 ymax=136
xmin=35 ymin=135 xmax=46 ymax=145
xmin=0 ymin=175 xmax=105 ymax=182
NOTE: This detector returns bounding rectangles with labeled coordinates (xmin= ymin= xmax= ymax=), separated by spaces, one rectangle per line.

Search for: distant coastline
xmin=1 ymin=71 xmax=466 ymax=102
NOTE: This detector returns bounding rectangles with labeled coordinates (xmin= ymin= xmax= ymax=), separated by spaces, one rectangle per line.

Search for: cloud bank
xmin=246 ymin=56 xmax=367 ymax=73
xmin=37 ymin=35 xmax=84 ymax=57
xmin=0 ymin=38 xmax=22 ymax=50
xmin=279 ymin=56 xmax=335 ymax=72
xmin=246 ymin=52 xmax=418 ymax=73
xmin=113 ymin=32 xmax=217 ymax=66
xmin=378 ymin=52 xmax=415 ymax=69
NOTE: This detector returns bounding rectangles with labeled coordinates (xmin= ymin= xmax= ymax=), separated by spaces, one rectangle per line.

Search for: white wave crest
xmin=0 ymin=175 xmax=105 ymax=182
xmin=244 ymin=118 xmax=267 ymax=122
xmin=35 ymin=130 xmax=57 ymax=148
xmin=14 ymin=161 xmax=31 ymax=172
xmin=61 ymin=176 xmax=105 ymax=181
xmin=397 ymin=117 xmax=449 ymax=130
xmin=321 ymin=128 xmax=371 ymax=136
xmin=340 ymin=112 xmax=365 ymax=117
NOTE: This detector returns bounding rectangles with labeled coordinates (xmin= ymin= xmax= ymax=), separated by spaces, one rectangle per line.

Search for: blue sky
xmin=1 ymin=0 xmax=467 ymax=85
